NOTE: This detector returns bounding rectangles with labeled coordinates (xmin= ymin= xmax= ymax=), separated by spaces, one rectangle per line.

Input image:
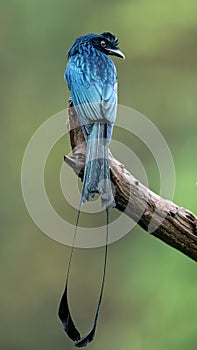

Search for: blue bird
xmin=58 ymin=32 xmax=125 ymax=347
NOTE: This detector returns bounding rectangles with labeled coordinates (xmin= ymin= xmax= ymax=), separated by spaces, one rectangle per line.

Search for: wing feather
xmin=65 ymin=57 xmax=117 ymax=126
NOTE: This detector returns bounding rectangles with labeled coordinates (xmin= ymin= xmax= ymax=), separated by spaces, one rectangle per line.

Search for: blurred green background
xmin=1 ymin=0 xmax=197 ymax=349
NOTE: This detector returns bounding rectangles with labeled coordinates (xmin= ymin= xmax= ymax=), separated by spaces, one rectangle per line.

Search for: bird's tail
xmin=81 ymin=122 xmax=115 ymax=208
xmin=58 ymin=123 xmax=114 ymax=347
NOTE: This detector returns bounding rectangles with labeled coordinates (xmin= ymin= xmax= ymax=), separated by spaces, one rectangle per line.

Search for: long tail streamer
xmin=58 ymin=207 xmax=109 ymax=347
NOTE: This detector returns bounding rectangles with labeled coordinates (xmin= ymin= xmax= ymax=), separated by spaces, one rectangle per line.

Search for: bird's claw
xmin=68 ymin=97 xmax=73 ymax=106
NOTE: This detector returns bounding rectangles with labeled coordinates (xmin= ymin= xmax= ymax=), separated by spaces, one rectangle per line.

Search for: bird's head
xmin=67 ymin=32 xmax=125 ymax=59
xmin=93 ymin=32 xmax=125 ymax=59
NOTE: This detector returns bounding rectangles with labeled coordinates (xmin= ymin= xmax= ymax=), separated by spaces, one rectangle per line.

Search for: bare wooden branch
xmin=64 ymin=100 xmax=197 ymax=262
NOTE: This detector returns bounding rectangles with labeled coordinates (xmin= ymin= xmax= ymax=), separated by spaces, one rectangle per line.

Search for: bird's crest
xmin=100 ymin=32 xmax=119 ymax=47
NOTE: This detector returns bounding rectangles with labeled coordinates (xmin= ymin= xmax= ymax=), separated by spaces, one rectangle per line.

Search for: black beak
xmin=105 ymin=48 xmax=125 ymax=59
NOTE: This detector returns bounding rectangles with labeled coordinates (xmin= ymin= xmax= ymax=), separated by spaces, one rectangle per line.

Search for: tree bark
xmin=64 ymin=100 xmax=197 ymax=262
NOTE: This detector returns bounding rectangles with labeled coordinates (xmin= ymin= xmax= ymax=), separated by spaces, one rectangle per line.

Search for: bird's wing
xmin=65 ymin=58 xmax=117 ymax=125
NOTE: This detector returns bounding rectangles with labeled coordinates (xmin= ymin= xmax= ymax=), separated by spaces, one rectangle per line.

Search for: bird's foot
xmin=68 ymin=97 xmax=73 ymax=107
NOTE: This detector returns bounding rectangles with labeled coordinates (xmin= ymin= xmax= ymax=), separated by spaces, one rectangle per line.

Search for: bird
xmin=58 ymin=32 xmax=125 ymax=347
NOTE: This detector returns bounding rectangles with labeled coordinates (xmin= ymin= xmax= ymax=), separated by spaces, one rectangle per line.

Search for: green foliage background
xmin=0 ymin=1 xmax=197 ymax=349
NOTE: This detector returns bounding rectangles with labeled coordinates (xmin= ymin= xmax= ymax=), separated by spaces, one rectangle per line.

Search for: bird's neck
xmin=72 ymin=45 xmax=116 ymax=84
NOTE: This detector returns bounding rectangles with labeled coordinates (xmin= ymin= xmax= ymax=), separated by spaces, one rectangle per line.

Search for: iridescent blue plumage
xmin=59 ymin=32 xmax=124 ymax=348
xmin=65 ymin=32 xmax=124 ymax=207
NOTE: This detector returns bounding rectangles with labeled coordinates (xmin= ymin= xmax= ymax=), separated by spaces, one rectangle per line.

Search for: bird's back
xmin=65 ymin=44 xmax=118 ymax=128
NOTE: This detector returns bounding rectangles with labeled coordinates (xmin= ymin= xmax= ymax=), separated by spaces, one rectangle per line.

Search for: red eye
xmin=100 ymin=40 xmax=106 ymax=48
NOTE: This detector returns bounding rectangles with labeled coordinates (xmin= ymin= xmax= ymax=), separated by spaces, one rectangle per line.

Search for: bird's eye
xmin=100 ymin=40 xmax=106 ymax=48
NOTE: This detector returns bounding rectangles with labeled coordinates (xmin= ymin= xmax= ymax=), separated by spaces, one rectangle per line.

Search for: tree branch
xmin=64 ymin=100 xmax=197 ymax=262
